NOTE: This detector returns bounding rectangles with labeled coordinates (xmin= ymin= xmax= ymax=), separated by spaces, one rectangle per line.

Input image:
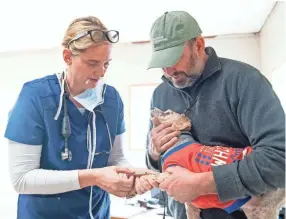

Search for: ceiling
xmin=0 ymin=0 xmax=276 ymax=53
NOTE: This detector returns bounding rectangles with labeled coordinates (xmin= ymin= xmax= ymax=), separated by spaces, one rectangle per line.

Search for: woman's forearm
xmin=13 ymin=168 xmax=81 ymax=194
xmin=8 ymin=141 xmax=81 ymax=194
xmin=78 ymin=169 xmax=99 ymax=188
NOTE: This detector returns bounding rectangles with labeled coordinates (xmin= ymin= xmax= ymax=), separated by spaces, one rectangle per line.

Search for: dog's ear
xmin=151 ymin=117 xmax=161 ymax=127
xmin=150 ymin=107 xmax=162 ymax=118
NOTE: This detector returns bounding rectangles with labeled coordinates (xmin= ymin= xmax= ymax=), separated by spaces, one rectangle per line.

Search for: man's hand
xmin=149 ymin=117 xmax=180 ymax=161
xmin=79 ymin=166 xmax=135 ymax=197
xmin=158 ymin=166 xmax=217 ymax=203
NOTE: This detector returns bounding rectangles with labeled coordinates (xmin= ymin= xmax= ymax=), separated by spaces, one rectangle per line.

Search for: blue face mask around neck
xmin=73 ymin=79 xmax=105 ymax=112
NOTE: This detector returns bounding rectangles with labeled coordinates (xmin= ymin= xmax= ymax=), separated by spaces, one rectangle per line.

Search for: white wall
xmin=259 ymin=1 xmax=286 ymax=112
xmin=0 ymin=33 xmax=261 ymax=88
xmin=272 ymin=62 xmax=286 ymax=111
xmin=260 ymin=1 xmax=286 ymax=80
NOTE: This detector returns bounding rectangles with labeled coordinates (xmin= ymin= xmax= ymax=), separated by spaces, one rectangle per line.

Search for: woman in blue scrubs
xmin=5 ymin=16 xmax=138 ymax=219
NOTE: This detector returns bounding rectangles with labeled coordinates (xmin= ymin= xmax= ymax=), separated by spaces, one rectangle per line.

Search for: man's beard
xmin=167 ymin=53 xmax=206 ymax=89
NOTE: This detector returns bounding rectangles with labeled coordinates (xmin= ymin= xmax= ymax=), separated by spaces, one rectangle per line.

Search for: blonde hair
xmin=62 ymin=16 xmax=108 ymax=55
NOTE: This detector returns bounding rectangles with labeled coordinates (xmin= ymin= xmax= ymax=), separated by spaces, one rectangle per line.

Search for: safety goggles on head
xmin=67 ymin=29 xmax=119 ymax=48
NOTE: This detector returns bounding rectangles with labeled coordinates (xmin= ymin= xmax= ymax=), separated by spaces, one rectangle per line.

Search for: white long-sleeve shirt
xmin=8 ymin=133 xmax=129 ymax=194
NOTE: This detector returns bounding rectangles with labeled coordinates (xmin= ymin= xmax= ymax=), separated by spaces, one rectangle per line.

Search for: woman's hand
xmin=95 ymin=166 xmax=136 ymax=197
xmin=79 ymin=166 xmax=135 ymax=197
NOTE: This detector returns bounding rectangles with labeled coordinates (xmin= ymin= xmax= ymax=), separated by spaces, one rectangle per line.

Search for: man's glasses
xmin=67 ymin=29 xmax=119 ymax=48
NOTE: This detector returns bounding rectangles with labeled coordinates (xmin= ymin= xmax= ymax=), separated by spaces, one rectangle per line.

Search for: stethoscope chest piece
xmin=61 ymin=148 xmax=72 ymax=161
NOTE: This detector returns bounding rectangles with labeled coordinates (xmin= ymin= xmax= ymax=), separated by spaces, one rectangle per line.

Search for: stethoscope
xmin=59 ymin=74 xmax=113 ymax=162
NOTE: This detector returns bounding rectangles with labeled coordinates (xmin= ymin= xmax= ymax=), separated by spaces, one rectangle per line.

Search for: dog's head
xmin=151 ymin=108 xmax=192 ymax=131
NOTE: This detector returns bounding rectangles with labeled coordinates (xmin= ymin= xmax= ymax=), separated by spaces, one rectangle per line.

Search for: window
xmin=128 ymin=84 xmax=158 ymax=151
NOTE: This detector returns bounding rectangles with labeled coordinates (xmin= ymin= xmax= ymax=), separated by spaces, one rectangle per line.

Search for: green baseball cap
xmin=148 ymin=11 xmax=202 ymax=69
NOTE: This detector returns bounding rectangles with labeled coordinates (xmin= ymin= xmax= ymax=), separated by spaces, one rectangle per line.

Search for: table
xmin=110 ymin=195 xmax=172 ymax=219
xmin=111 ymin=207 xmax=172 ymax=219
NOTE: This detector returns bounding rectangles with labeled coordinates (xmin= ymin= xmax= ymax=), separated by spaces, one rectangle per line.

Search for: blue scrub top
xmin=5 ymin=74 xmax=126 ymax=219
